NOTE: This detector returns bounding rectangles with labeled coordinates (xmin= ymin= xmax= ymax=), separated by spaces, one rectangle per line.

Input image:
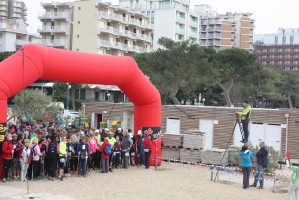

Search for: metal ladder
xmin=236 ymin=114 xmax=246 ymax=144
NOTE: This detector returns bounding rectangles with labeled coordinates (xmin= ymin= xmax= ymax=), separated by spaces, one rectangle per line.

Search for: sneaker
xmin=83 ymin=174 xmax=86 ymax=177
xmin=59 ymin=177 xmax=63 ymax=181
xmin=6 ymin=178 xmax=11 ymax=182
xmin=249 ymin=185 xmax=256 ymax=187
xmin=109 ymin=168 xmax=113 ymax=172
xmin=2 ymin=178 xmax=6 ymax=182
xmin=14 ymin=176 xmax=17 ymax=181
xmin=66 ymin=173 xmax=71 ymax=177
xmin=52 ymin=178 xmax=55 ymax=181
xmin=100 ymin=171 xmax=105 ymax=173
xmin=245 ymin=188 xmax=249 ymax=190
xmin=257 ymin=186 xmax=263 ymax=189
xmin=131 ymin=164 xmax=135 ymax=166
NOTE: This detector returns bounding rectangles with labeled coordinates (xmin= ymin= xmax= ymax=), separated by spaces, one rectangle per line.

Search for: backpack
xmin=28 ymin=145 xmax=37 ymax=164
xmin=104 ymin=144 xmax=112 ymax=155
xmin=47 ymin=141 xmax=58 ymax=158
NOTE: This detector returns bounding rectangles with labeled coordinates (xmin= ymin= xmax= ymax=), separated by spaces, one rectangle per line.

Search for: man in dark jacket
xmin=250 ymin=141 xmax=268 ymax=189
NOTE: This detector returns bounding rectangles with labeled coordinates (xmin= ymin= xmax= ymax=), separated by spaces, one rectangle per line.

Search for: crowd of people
xmin=1 ymin=121 xmax=157 ymax=182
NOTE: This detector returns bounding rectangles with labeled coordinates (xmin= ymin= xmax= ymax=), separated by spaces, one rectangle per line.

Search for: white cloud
xmin=24 ymin=0 xmax=299 ymax=34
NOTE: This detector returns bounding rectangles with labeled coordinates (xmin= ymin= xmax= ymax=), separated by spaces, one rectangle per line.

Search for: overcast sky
xmin=25 ymin=0 xmax=299 ymax=35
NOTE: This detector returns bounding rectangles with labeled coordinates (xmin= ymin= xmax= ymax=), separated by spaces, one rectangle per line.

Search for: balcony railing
xmin=38 ymin=12 xmax=69 ymax=20
xmin=97 ymin=39 xmax=147 ymax=53
xmin=189 ymin=31 xmax=197 ymax=37
xmin=0 ymin=1 xmax=7 ymax=6
xmin=176 ymin=28 xmax=185 ymax=34
xmin=0 ymin=6 xmax=6 ymax=11
xmin=41 ymin=39 xmax=68 ymax=48
xmin=38 ymin=26 xmax=68 ymax=33
xmin=0 ymin=21 xmax=27 ymax=32
xmin=97 ymin=11 xmax=153 ymax=29
xmin=190 ymin=20 xmax=197 ymax=26
xmin=97 ymin=26 xmax=151 ymax=42
xmin=15 ymin=39 xmax=29 ymax=46
xmin=176 ymin=16 xmax=185 ymax=23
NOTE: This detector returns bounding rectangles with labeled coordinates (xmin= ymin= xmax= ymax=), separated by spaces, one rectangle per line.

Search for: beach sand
xmin=0 ymin=163 xmax=289 ymax=200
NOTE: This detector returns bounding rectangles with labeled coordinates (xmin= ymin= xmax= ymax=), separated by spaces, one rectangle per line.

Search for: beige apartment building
xmin=37 ymin=2 xmax=73 ymax=49
xmin=0 ymin=0 xmax=27 ymax=22
xmin=197 ymin=5 xmax=254 ymax=52
xmin=38 ymin=0 xmax=153 ymax=56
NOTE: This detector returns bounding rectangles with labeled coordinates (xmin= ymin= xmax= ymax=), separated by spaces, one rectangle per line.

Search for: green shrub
xmin=231 ymin=143 xmax=282 ymax=173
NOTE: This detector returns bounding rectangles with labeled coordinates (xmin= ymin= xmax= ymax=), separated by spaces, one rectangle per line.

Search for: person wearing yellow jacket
xmin=57 ymin=137 xmax=67 ymax=181
xmin=236 ymin=100 xmax=251 ymax=143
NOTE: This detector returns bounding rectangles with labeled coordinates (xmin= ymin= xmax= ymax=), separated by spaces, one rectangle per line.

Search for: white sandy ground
xmin=0 ymin=163 xmax=293 ymax=200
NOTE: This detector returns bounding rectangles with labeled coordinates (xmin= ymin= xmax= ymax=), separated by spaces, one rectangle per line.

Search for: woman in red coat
xmin=2 ymin=133 xmax=14 ymax=182
xmin=142 ymin=134 xmax=156 ymax=169
xmin=99 ymin=137 xmax=110 ymax=173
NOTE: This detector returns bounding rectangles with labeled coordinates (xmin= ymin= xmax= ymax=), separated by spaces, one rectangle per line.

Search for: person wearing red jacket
xmin=99 ymin=137 xmax=110 ymax=173
xmin=2 ymin=133 xmax=14 ymax=182
xmin=142 ymin=134 xmax=157 ymax=169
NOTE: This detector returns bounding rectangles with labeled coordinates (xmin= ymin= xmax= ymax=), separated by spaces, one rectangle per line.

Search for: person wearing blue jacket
xmin=78 ymin=137 xmax=90 ymax=177
xmin=250 ymin=141 xmax=268 ymax=189
xmin=238 ymin=145 xmax=253 ymax=190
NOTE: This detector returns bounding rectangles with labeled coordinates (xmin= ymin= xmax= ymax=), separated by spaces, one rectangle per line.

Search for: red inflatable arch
xmin=0 ymin=44 xmax=161 ymax=176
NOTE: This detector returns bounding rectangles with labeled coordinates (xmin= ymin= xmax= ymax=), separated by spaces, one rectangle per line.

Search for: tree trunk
xmin=168 ymin=81 xmax=180 ymax=105
xmin=169 ymin=94 xmax=180 ymax=105
xmin=217 ymin=78 xmax=234 ymax=107
xmin=287 ymin=92 xmax=293 ymax=109
xmin=71 ymin=88 xmax=75 ymax=111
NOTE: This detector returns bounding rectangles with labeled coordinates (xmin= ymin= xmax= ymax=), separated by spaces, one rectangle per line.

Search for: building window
xmin=77 ymin=35 xmax=79 ymax=38
xmin=0 ymin=33 xmax=2 ymax=38
xmin=78 ymin=21 xmax=80 ymax=24
xmin=126 ymin=117 xmax=131 ymax=128
xmin=290 ymin=36 xmax=294 ymax=45
xmin=78 ymin=7 xmax=81 ymax=10
xmin=76 ymin=49 xmax=79 ymax=51
xmin=282 ymin=36 xmax=286 ymax=45
xmin=274 ymin=36 xmax=278 ymax=45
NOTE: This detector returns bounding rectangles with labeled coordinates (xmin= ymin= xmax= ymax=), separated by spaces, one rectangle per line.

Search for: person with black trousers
xmin=236 ymin=100 xmax=251 ymax=143
xmin=142 ymin=134 xmax=156 ymax=169
xmin=2 ymin=133 xmax=14 ymax=182
xmin=46 ymin=134 xmax=59 ymax=181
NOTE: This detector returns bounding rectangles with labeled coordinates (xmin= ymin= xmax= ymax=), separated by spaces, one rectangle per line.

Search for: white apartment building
xmin=38 ymin=0 xmax=153 ymax=56
xmin=196 ymin=4 xmax=254 ymax=52
xmin=119 ymin=0 xmax=200 ymax=50
xmin=0 ymin=19 xmax=41 ymax=52
xmin=255 ymin=28 xmax=299 ymax=45
xmin=0 ymin=0 xmax=27 ymax=22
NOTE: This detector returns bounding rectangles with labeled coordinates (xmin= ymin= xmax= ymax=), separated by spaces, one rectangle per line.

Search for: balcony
xmin=176 ymin=27 xmax=185 ymax=34
xmin=176 ymin=16 xmax=185 ymax=23
xmin=38 ymin=12 xmax=69 ymax=20
xmin=97 ymin=11 xmax=154 ymax=30
xmin=190 ymin=20 xmax=198 ymax=27
xmin=0 ymin=6 xmax=6 ymax=11
xmin=0 ymin=11 xmax=6 ymax=16
xmin=189 ymin=31 xmax=197 ymax=38
xmin=24 ymin=7 xmax=27 ymax=11
xmin=0 ymin=21 xmax=27 ymax=33
xmin=38 ymin=26 xmax=68 ymax=34
xmin=96 ymin=40 xmax=147 ymax=53
xmin=13 ymin=2 xmax=22 ymax=8
xmin=12 ymin=13 xmax=21 ymax=18
xmin=97 ymin=26 xmax=151 ymax=42
xmin=13 ymin=8 xmax=22 ymax=13
xmin=41 ymin=39 xmax=68 ymax=49
xmin=23 ymin=11 xmax=27 ymax=16
xmin=0 ymin=1 xmax=7 ymax=6
xmin=15 ymin=39 xmax=29 ymax=46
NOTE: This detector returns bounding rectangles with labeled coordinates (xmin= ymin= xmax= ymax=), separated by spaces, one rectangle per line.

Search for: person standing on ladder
xmin=235 ymin=100 xmax=251 ymax=143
